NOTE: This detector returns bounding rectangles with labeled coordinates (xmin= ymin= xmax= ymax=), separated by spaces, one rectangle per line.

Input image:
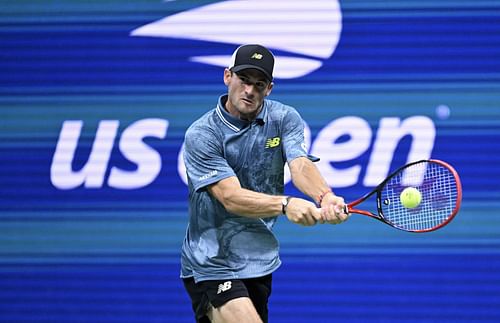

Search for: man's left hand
xmin=320 ymin=193 xmax=350 ymax=225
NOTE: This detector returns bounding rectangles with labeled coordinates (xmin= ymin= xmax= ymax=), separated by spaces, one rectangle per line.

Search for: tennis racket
xmin=345 ymin=159 xmax=462 ymax=232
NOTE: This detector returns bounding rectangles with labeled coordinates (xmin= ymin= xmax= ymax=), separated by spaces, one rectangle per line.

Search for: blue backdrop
xmin=1 ymin=0 xmax=500 ymax=322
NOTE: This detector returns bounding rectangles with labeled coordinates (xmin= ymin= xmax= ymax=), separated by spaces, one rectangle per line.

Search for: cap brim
xmin=230 ymin=65 xmax=273 ymax=81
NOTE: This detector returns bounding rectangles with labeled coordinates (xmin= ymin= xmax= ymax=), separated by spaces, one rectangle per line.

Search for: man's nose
xmin=244 ymin=83 xmax=257 ymax=94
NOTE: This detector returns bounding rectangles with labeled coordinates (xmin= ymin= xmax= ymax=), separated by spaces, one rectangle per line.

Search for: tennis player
xmin=181 ymin=44 xmax=349 ymax=323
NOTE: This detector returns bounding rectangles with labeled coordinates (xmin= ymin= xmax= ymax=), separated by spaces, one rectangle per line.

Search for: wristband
xmin=318 ymin=189 xmax=333 ymax=206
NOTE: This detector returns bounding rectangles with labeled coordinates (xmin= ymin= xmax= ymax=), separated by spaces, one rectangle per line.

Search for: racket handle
xmin=317 ymin=205 xmax=350 ymax=214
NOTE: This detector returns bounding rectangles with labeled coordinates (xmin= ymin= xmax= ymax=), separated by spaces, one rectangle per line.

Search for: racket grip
xmin=317 ymin=205 xmax=350 ymax=214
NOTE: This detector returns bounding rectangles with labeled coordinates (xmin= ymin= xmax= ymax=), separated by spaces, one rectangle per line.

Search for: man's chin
xmin=238 ymin=105 xmax=257 ymax=113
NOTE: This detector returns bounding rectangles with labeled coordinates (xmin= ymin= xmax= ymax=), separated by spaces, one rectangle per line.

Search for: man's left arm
xmin=289 ymin=157 xmax=350 ymax=224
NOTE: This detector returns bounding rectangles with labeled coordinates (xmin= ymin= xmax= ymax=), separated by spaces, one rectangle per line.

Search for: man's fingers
xmin=291 ymin=212 xmax=317 ymax=226
xmin=321 ymin=203 xmax=350 ymax=224
xmin=299 ymin=208 xmax=322 ymax=226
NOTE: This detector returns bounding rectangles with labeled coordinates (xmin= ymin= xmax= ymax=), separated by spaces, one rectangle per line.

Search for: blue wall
xmin=1 ymin=1 xmax=500 ymax=322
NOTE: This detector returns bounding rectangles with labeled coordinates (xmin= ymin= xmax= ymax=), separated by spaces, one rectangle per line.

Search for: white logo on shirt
xmin=199 ymin=170 xmax=218 ymax=181
xmin=301 ymin=142 xmax=307 ymax=152
xmin=217 ymin=281 xmax=232 ymax=294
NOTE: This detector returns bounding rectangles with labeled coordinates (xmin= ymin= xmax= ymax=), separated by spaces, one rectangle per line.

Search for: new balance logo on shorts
xmin=217 ymin=281 xmax=232 ymax=294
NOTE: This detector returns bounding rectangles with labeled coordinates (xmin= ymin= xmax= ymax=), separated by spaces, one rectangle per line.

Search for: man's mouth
xmin=241 ymin=98 xmax=253 ymax=105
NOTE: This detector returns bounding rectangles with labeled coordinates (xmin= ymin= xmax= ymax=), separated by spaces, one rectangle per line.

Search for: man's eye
xmin=255 ymin=82 xmax=266 ymax=89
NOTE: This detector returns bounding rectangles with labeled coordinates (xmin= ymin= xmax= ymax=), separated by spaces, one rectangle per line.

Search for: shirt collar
xmin=216 ymin=95 xmax=267 ymax=132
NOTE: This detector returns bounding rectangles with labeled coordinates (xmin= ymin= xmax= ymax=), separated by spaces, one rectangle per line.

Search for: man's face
xmin=223 ymin=68 xmax=273 ymax=121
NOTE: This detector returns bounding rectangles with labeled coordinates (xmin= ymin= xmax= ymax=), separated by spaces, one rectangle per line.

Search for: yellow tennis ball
xmin=400 ymin=187 xmax=422 ymax=208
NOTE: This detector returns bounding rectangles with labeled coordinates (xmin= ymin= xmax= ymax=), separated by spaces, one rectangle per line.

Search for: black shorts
xmin=182 ymin=274 xmax=273 ymax=323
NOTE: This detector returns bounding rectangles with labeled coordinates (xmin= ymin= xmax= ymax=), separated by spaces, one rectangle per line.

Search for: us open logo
xmin=130 ymin=0 xmax=342 ymax=79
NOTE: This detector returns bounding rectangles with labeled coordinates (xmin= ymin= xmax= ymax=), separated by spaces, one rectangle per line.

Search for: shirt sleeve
xmin=183 ymin=125 xmax=236 ymax=192
xmin=281 ymin=107 xmax=309 ymax=163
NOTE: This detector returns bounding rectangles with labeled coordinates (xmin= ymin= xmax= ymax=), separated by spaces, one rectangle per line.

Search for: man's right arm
xmin=207 ymin=176 xmax=321 ymax=226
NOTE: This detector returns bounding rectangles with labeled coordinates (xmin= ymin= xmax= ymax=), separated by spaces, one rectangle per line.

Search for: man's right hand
xmin=284 ymin=198 xmax=322 ymax=226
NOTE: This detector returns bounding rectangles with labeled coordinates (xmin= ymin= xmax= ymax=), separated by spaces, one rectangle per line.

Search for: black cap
xmin=228 ymin=44 xmax=274 ymax=81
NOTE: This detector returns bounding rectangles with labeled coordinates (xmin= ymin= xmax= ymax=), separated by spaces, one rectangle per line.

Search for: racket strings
xmin=381 ymin=162 xmax=459 ymax=231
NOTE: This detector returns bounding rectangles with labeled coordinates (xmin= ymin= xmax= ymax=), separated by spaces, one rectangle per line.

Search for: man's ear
xmin=223 ymin=68 xmax=232 ymax=86
xmin=265 ymin=82 xmax=274 ymax=96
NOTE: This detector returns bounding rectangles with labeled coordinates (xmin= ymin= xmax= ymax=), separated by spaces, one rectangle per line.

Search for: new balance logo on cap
xmin=251 ymin=53 xmax=263 ymax=60
xmin=217 ymin=281 xmax=232 ymax=294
